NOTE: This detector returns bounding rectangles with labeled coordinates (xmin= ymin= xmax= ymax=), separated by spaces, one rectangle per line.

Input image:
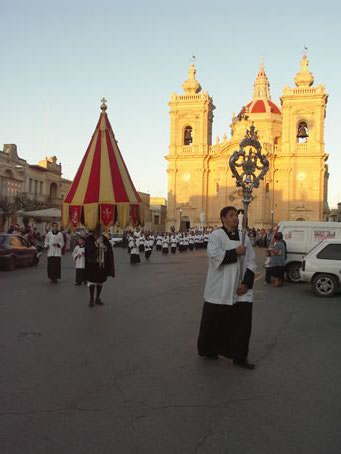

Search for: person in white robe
xmin=156 ymin=234 xmax=162 ymax=252
xmin=170 ymin=236 xmax=177 ymax=254
xmin=183 ymin=234 xmax=189 ymax=252
xmin=188 ymin=234 xmax=194 ymax=251
xmin=197 ymin=206 xmax=257 ymax=370
xmin=203 ymin=232 xmax=209 ymax=249
xmin=162 ymin=235 xmax=169 ymax=255
xmin=144 ymin=236 xmax=153 ymax=261
xmin=72 ymin=237 xmax=86 ymax=285
xmin=128 ymin=236 xmax=134 ymax=254
xmin=178 ymin=235 xmax=184 ymax=253
xmin=44 ymin=222 xmax=64 ymax=283
xmin=139 ymin=234 xmax=145 ymax=253
xmin=130 ymin=239 xmax=141 ymax=265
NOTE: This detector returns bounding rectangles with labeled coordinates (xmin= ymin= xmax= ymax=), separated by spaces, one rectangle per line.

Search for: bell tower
xmin=166 ymin=64 xmax=215 ymax=230
xmin=278 ymin=53 xmax=329 ymax=221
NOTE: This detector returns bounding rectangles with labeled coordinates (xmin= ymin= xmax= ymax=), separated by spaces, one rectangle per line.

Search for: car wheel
xmin=312 ymin=274 xmax=338 ymax=297
xmin=7 ymin=256 xmax=16 ymax=271
xmin=286 ymin=262 xmax=302 ymax=283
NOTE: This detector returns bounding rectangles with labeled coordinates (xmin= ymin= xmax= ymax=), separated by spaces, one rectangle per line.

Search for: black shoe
xmin=233 ymin=359 xmax=255 ymax=370
xmin=75 ymin=283 xmax=81 ymax=286
xmin=95 ymin=298 xmax=104 ymax=306
xmin=205 ymin=354 xmax=218 ymax=360
xmin=89 ymin=299 xmax=95 ymax=307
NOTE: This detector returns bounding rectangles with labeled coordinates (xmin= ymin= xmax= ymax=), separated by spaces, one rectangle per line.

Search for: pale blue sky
xmin=1 ymin=0 xmax=340 ymax=207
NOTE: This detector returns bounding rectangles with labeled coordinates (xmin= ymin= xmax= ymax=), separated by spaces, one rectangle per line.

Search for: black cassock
xmin=47 ymin=257 xmax=61 ymax=280
xmin=197 ymin=228 xmax=254 ymax=361
xmin=85 ymin=234 xmax=115 ymax=284
xmin=197 ymin=300 xmax=253 ymax=360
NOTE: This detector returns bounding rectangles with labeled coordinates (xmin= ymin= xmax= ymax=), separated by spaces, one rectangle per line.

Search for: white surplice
xmin=204 ymin=229 xmax=256 ymax=306
xmin=72 ymin=245 xmax=85 ymax=269
xmin=44 ymin=231 xmax=64 ymax=257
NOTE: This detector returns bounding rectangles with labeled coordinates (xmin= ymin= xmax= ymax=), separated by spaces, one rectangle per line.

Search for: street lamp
xmin=271 ymin=209 xmax=274 ymax=228
xmin=179 ymin=208 xmax=183 ymax=232
xmin=229 ymin=123 xmax=269 ymax=282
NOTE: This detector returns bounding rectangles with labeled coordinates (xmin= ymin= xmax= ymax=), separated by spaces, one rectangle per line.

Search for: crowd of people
xmin=125 ymin=228 xmax=213 ymax=265
xmin=7 ymin=219 xmax=286 ymax=296
xmin=7 ymin=223 xmax=44 ymax=248
xmin=247 ymin=227 xmax=273 ymax=248
xmin=6 ymin=210 xmax=289 ymax=368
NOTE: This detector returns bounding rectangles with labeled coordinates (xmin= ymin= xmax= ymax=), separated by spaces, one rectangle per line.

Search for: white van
xmin=271 ymin=221 xmax=341 ymax=282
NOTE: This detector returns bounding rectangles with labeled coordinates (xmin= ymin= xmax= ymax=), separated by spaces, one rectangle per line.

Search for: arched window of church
xmin=297 ymin=121 xmax=308 ymax=143
xmin=216 ymin=183 xmax=219 ymax=193
xmin=184 ymin=126 xmax=193 ymax=146
xmin=265 ymin=182 xmax=270 ymax=193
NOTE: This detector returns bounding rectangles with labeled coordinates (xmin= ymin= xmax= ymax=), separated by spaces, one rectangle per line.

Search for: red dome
xmin=244 ymin=99 xmax=281 ymax=115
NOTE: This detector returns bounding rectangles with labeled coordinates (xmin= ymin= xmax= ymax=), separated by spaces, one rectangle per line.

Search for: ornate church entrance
xmin=180 ymin=216 xmax=190 ymax=232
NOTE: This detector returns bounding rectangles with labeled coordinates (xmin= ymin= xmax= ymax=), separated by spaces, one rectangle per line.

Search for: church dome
xmin=238 ymin=63 xmax=281 ymax=117
xmin=244 ymin=99 xmax=281 ymax=115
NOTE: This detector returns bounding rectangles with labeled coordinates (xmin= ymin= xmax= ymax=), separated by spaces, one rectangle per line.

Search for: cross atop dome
xmin=182 ymin=64 xmax=202 ymax=94
xmin=252 ymin=60 xmax=271 ymax=100
xmin=237 ymin=61 xmax=281 ymax=117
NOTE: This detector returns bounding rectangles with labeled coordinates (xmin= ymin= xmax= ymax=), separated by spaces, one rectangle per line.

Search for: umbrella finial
xmin=101 ymin=97 xmax=107 ymax=112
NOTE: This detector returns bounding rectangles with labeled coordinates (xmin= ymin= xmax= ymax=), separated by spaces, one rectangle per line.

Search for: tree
xmin=13 ymin=193 xmax=47 ymax=211
xmin=0 ymin=197 xmax=17 ymax=231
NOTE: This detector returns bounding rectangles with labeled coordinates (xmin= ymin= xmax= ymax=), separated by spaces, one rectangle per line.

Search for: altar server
xmin=130 ymin=238 xmax=141 ymax=265
xmin=197 ymin=206 xmax=257 ymax=370
xmin=44 ymin=222 xmax=64 ymax=283
xmin=144 ymin=236 xmax=153 ymax=261
xmin=72 ymin=236 xmax=86 ymax=285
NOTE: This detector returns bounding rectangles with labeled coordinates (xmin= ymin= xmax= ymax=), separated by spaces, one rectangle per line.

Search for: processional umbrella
xmin=62 ymin=99 xmax=142 ymax=230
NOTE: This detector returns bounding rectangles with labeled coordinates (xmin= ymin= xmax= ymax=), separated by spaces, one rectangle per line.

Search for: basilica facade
xmin=165 ymin=56 xmax=329 ymax=230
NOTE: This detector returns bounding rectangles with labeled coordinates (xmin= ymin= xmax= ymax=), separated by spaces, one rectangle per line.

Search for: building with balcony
xmin=0 ymin=144 xmax=72 ymax=207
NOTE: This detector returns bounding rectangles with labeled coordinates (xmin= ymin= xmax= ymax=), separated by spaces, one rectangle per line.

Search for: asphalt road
xmin=1 ymin=247 xmax=341 ymax=454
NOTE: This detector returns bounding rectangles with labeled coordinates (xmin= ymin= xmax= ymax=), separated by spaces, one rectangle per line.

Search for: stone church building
xmin=166 ymin=56 xmax=329 ymax=230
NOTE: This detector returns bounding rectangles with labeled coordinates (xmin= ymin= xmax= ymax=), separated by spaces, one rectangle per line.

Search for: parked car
xmin=300 ymin=239 xmax=341 ymax=297
xmin=0 ymin=234 xmax=40 ymax=271
xmin=271 ymin=221 xmax=341 ymax=282
xmin=109 ymin=233 xmax=123 ymax=247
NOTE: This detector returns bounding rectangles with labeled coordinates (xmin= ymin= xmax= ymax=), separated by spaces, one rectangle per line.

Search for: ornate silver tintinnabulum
xmin=229 ymin=123 xmax=269 ymax=283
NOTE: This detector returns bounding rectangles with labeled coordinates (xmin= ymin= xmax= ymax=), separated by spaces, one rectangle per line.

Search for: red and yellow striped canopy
xmin=62 ymin=100 xmax=142 ymax=230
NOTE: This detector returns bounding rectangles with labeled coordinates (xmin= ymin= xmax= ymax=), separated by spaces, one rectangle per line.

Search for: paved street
xmin=1 ymin=247 xmax=341 ymax=454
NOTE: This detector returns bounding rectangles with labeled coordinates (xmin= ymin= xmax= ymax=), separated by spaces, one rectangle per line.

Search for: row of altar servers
xmin=128 ymin=234 xmax=210 ymax=265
